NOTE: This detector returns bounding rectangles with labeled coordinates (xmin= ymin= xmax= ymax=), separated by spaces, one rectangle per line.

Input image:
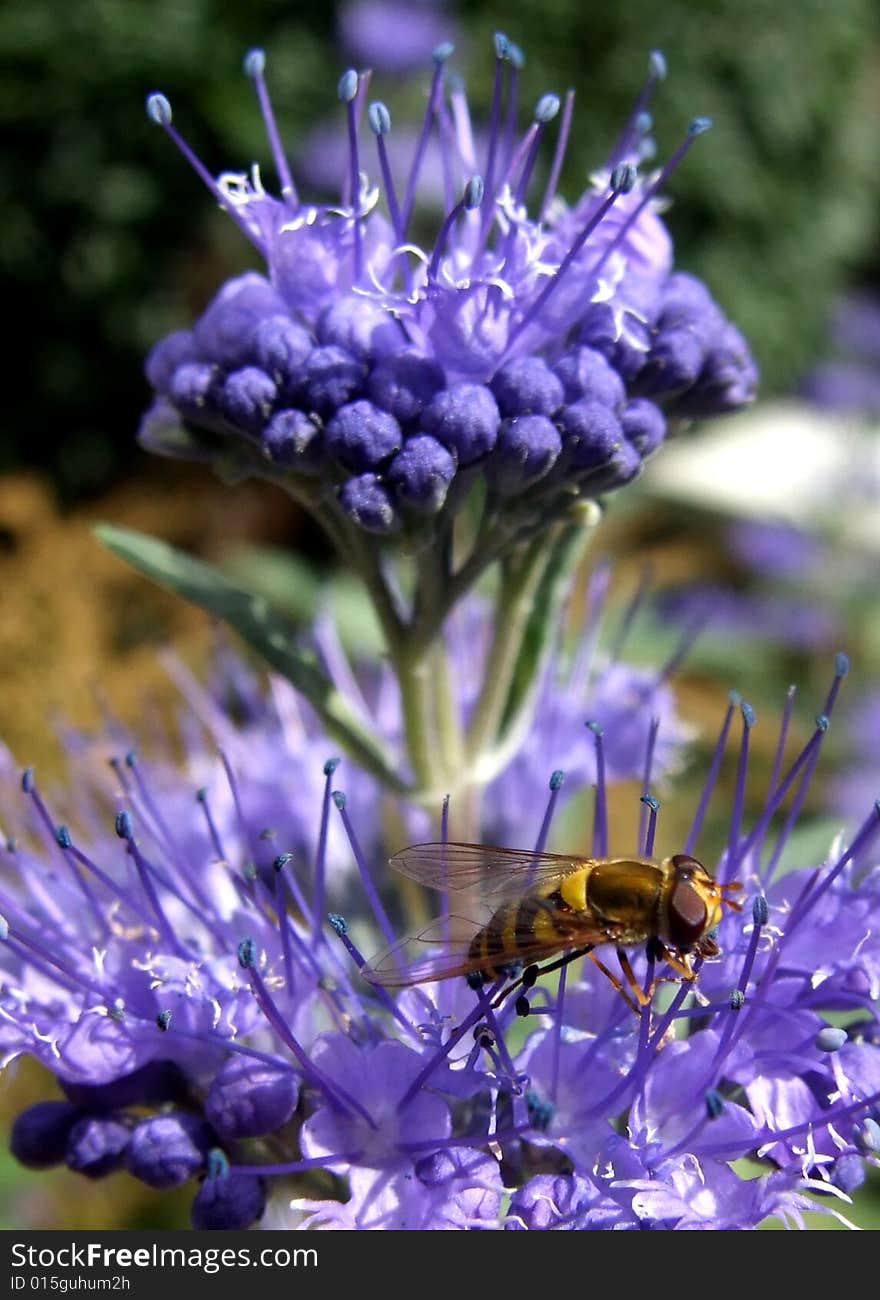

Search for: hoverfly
xmin=361 ymin=843 xmax=743 ymax=1012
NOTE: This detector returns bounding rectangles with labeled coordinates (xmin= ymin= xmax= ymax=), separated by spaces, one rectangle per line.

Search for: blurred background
xmin=2 ymin=0 xmax=879 ymax=1228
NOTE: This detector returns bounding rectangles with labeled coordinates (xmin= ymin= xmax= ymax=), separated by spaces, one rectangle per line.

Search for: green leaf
xmin=224 ymin=544 xmax=385 ymax=659
xmin=94 ymin=524 xmax=409 ymax=794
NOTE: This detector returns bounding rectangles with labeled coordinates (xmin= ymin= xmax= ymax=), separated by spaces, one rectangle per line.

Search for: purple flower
xmin=338 ymin=1 xmax=456 ymax=76
xmin=2 ymin=640 xmax=878 ymax=1230
xmin=140 ymin=42 xmax=756 ymax=554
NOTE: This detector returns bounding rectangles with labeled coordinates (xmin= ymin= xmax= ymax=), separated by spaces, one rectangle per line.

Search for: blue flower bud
xmin=326 ymin=400 xmax=403 ymax=472
xmin=126 ymin=1113 xmax=212 ymax=1188
xmin=219 ymin=367 xmax=277 ymax=435
xmin=169 ymin=362 xmax=218 ymax=419
xmin=553 ymin=347 xmax=625 ymax=410
xmin=61 ymin=1061 xmax=190 ymax=1110
xmin=368 ymin=352 xmax=446 ymax=423
xmin=491 ymin=355 xmax=564 ymax=418
xmin=190 ymin=1171 xmax=267 ymax=1230
xmin=317 ymin=296 xmax=397 ymax=361
xmin=338 ymin=473 xmax=400 ymax=534
xmin=422 ymin=382 xmax=500 ymax=465
xmin=620 ymin=399 xmax=666 ymax=456
xmin=205 ymin=1056 xmax=299 ymax=1140
xmin=303 ymin=346 xmax=366 ymax=417
xmin=387 ymin=435 xmax=456 ymax=514
xmin=252 ymin=315 xmax=313 ymax=388
xmin=193 ymin=274 xmax=285 ymax=368
xmin=493 ymin=415 xmax=562 ymax=493
xmin=10 ymin=1101 xmax=83 ymax=1169
xmin=263 ymin=409 xmax=324 ymax=473
xmin=557 ymin=401 xmax=625 ymax=470
xmin=639 ymin=329 xmax=706 ymax=395
xmin=66 ymin=1115 xmax=132 ymax=1180
xmin=145 ymin=330 xmax=196 ymax=395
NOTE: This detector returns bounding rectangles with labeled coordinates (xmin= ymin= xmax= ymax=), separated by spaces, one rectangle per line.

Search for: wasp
xmin=361 ymin=843 xmax=743 ymax=1013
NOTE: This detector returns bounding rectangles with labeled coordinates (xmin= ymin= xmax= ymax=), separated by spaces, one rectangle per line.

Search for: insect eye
xmin=670 ymin=853 xmax=703 ymax=881
xmin=667 ymin=879 xmax=708 ymax=950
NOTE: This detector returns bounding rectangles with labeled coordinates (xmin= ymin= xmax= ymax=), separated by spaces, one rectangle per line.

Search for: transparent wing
xmin=360 ymin=910 xmax=600 ymax=988
xmin=388 ymin=841 xmax=591 ymax=901
xmin=361 ymin=913 xmax=490 ymax=986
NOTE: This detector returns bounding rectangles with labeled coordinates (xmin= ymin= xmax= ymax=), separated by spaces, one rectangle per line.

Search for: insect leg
xmin=614 ymin=948 xmax=654 ymax=1009
xmin=587 ymin=950 xmax=643 ymax=1015
xmin=489 ymin=945 xmax=595 ymax=1011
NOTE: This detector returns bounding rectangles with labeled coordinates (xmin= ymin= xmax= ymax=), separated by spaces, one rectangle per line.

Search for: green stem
xmin=464 ymin=537 xmax=553 ymax=768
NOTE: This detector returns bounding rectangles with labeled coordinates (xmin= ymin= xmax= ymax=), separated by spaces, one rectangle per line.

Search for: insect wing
xmin=361 ymin=913 xmax=491 ymax=986
xmin=389 ymin=841 xmax=587 ymax=902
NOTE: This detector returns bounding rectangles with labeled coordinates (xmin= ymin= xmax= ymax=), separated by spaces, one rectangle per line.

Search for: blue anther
xmin=243 ymin=48 xmax=266 ymax=78
xmin=273 ymin=853 xmax=293 ymax=873
xmin=55 ymin=825 xmax=72 ymax=849
xmin=640 ymin=794 xmax=659 ymax=812
xmin=835 ymin=651 xmax=850 ymax=677
xmin=156 ymin=1010 xmax=172 ymax=1032
xmin=741 ymin=701 xmax=755 ymax=729
xmin=115 ymin=810 xmax=133 ymax=841
xmin=610 ymin=162 xmax=637 ymax=193
xmin=323 ymin=757 xmax=340 ymax=776
xmin=206 ymin=1148 xmax=230 ymax=1179
xmin=464 ymin=176 xmax=484 ymax=209
xmin=21 ymin=768 xmax=34 ymax=794
xmin=146 ymin=93 xmax=173 ymax=127
xmin=549 ymin=770 xmax=565 ymax=791
xmin=729 ymin=989 xmax=745 ymax=1011
xmin=338 ymin=69 xmax=359 ymax=103
xmin=689 ymin=116 xmax=713 ymax=136
xmin=494 ymin=32 xmax=510 ymax=60
xmin=816 ymin=1026 xmax=847 ymax=1053
xmin=237 ymin=937 xmax=257 ymax=970
xmin=369 ymin=102 xmax=391 ymax=136
xmin=705 ymin=1089 xmax=724 ymax=1120
xmin=649 ymin=50 xmax=667 ymax=80
xmin=331 ymin=790 xmax=346 ymax=810
xmin=328 ymin=913 xmax=348 ymax=936
xmin=586 ymin=720 xmax=604 ymax=737
xmin=752 ymin=895 xmax=769 ymax=927
xmin=433 ymin=41 xmax=455 ymax=64
xmin=535 ymin=94 xmax=560 ymax=124
xmin=815 ymin=714 xmax=829 ymax=733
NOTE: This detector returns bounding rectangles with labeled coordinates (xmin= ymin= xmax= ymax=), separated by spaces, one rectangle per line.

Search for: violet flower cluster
xmin=141 ymin=41 xmax=757 ymax=547
xmin=2 ymin=640 xmax=878 ymax=1230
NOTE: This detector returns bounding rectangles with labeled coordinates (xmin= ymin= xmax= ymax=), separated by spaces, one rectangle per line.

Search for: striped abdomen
xmin=467 ymin=878 xmax=586 ymax=978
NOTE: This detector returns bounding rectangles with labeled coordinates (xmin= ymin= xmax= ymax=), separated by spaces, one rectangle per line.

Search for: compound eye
xmin=670 ymin=853 xmax=704 ymax=880
xmin=668 ymin=879 xmax=708 ymax=950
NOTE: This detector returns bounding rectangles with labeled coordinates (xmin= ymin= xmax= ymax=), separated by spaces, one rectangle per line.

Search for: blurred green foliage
xmin=4 ymin=0 xmax=880 ymax=495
